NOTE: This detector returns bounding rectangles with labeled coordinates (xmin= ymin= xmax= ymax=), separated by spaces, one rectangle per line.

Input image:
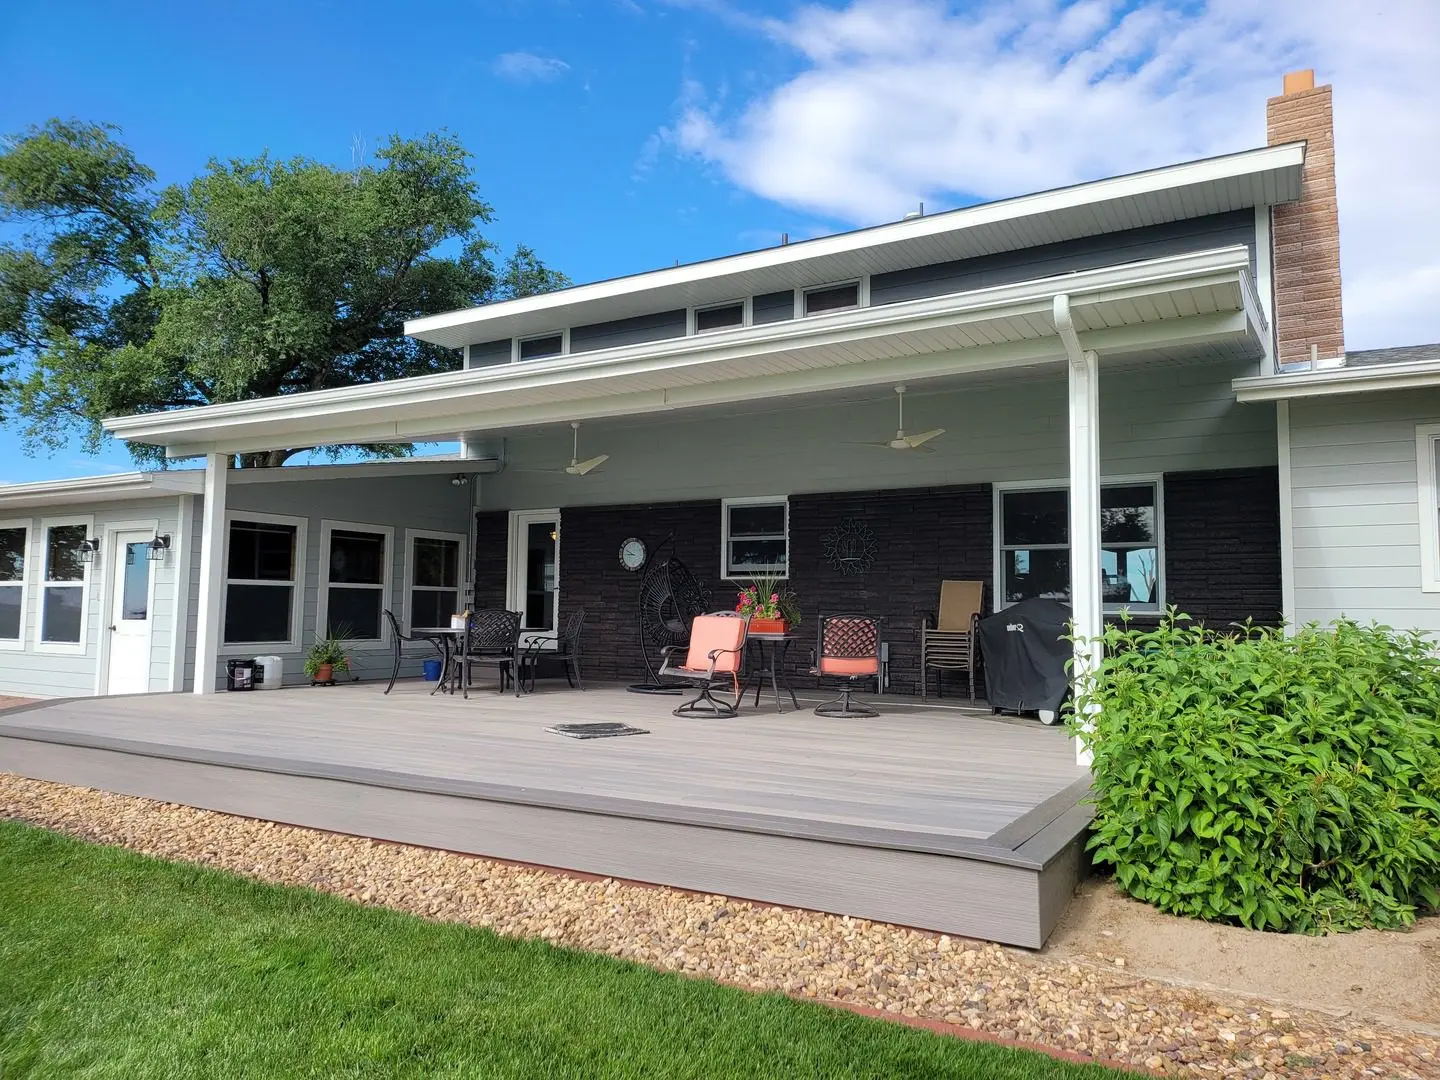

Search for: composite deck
xmin=0 ymin=681 xmax=1092 ymax=947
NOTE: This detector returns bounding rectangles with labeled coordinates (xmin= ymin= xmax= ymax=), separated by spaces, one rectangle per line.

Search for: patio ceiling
xmin=407 ymin=143 xmax=1302 ymax=349
xmin=104 ymin=245 xmax=1267 ymax=460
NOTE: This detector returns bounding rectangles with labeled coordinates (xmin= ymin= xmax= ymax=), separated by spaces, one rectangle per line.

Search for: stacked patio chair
xmin=452 ymin=609 xmax=524 ymax=698
xmin=523 ymin=608 xmax=586 ymax=692
xmin=809 ymin=614 xmax=884 ymax=718
xmin=920 ymin=580 xmax=983 ymax=702
xmin=658 ymin=611 xmax=750 ymax=718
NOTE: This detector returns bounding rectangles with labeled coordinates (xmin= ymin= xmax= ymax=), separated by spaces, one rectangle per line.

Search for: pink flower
xmin=770 ymin=593 xmax=779 ymax=602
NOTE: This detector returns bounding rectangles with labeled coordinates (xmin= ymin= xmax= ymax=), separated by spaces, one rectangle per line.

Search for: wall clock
xmin=618 ymin=537 xmax=648 ymax=572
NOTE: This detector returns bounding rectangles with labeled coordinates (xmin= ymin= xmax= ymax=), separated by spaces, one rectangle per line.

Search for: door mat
xmin=546 ymin=722 xmax=650 ymax=740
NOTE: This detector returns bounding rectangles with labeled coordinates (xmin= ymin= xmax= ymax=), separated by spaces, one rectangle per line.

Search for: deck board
xmin=0 ymin=682 xmax=1085 ymax=841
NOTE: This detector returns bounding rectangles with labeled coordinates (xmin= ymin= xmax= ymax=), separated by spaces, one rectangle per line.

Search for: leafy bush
xmin=1079 ymin=614 xmax=1440 ymax=933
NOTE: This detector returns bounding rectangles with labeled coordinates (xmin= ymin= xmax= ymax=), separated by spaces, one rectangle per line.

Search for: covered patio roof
xmin=105 ymin=245 xmax=1267 ymax=460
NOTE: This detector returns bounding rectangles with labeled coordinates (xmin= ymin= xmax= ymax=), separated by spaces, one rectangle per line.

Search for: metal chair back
xmin=467 ymin=609 xmax=523 ymax=654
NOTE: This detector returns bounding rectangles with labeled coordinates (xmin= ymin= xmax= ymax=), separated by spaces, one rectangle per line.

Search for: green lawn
xmin=0 ymin=820 xmax=1125 ymax=1079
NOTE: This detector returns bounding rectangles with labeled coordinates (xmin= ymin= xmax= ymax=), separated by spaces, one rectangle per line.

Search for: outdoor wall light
xmin=450 ymin=474 xmax=469 ymax=487
xmin=147 ymin=534 xmax=172 ymax=562
xmin=79 ymin=537 xmax=101 ymax=563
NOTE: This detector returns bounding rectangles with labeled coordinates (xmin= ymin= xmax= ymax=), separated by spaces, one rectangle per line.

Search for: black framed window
xmin=723 ymin=498 xmax=788 ymax=577
xmin=517 ymin=333 xmax=563 ymax=361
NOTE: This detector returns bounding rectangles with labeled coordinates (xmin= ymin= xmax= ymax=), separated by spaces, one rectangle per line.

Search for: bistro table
xmin=420 ymin=627 xmax=463 ymax=695
xmin=744 ymin=632 xmax=801 ymax=713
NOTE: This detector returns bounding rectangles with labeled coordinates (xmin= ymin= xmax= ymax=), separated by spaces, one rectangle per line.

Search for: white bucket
xmin=254 ymin=655 xmax=284 ymax=690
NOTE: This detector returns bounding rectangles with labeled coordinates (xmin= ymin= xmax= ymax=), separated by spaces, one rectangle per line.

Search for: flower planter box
xmin=748 ymin=617 xmax=788 ymax=635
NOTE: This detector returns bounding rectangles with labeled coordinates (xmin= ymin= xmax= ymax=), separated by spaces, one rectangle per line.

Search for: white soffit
xmin=407 ymin=143 xmax=1304 ymax=349
xmin=105 ymin=246 xmax=1263 ymax=459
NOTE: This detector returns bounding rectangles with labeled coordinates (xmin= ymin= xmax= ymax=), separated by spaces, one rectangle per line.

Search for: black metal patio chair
xmin=523 ymin=608 xmax=586 ymax=692
xmin=452 ymin=609 xmax=525 ymax=698
xmin=809 ymin=613 xmax=883 ymax=718
xmin=383 ymin=609 xmax=445 ymax=695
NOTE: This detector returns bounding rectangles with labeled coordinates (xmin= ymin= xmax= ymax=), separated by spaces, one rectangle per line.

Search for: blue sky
xmin=2 ymin=0 xmax=1436 ymax=482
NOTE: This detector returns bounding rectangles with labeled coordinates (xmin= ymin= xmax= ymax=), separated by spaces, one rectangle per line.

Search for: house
xmin=0 ymin=71 xmax=1422 ymax=726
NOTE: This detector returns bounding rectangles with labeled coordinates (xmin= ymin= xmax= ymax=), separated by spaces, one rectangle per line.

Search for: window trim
xmin=0 ymin=517 xmax=32 ymax=652
xmin=721 ymin=495 xmax=790 ymax=581
xmin=1416 ymin=424 xmax=1440 ymax=592
xmin=403 ymin=528 xmax=468 ymax=634
xmin=316 ymin=520 xmax=394 ymax=646
xmin=220 ymin=510 xmax=308 ymax=653
xmin=992 ymin=476 xmax=1165 ymax=614
xmin=798 ymin=276 xmax=868 ymax=318
xmin=512 ymin=329 xmax=569 ymax=363
xmin=688 ymin=297 xmax=751 ymax=336
xmin=34 ymin=514 xmax=94 ymax=655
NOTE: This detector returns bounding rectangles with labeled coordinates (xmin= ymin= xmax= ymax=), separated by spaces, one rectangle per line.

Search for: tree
xmin=0 ymin=120 xmax=568 ymax=466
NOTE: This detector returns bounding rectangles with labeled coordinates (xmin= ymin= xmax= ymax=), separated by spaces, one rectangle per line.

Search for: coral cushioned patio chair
xmin=658 ymin=611 xmax=750 ymax=717
xmin=920 ymin=580 xmax=983 ymax=702
xmin=810 ymin=614 xmax=883 ymax=718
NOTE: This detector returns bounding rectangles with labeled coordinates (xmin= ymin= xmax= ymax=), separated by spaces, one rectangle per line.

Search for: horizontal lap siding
xmin=1288 ymin=390 xmax=1440 ymax=632
xmin=569 ymin=309 xmax=687 ymax=353
xmin=217 ymin=475 xmax=473 ymax=689
xmin=0 ymin=497 xmax=183 ymax=698
xmin=465 ymin=339 xmax=512 ymax=368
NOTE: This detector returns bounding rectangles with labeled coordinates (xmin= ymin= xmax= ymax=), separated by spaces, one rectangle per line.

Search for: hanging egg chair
xmin=628 ymin=535 xmax=710 ymax=694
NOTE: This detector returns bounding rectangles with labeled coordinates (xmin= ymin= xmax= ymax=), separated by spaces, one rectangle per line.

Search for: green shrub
xmin=1079 ymin=614 xmax=1440 ymax=933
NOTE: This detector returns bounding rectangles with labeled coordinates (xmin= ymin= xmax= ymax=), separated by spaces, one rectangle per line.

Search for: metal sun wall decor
xmin=822 ymin=518 xmax=878 ymax=575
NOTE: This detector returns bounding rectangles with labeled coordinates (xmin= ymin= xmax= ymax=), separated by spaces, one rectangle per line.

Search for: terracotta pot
xmin=748 ymin=617 xmax=787 ymax=635
xmin=315 ymin=663 xmax=333 ymax=684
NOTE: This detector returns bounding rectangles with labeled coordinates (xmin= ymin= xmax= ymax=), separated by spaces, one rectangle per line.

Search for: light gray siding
xmin=570 ymin=309 xmax=687 ymax=353
xmin=1288 ymin=389 xmax=1440 ymax=632
xmin=0 ymin=496 xmax=185 ymax=698
xmin=478 ymin=359 xmax=1276 ymax=509
xmin=752 ymin=290 xmax=795 ymax=325
xmin=871 ymin=211 xmax=1256 ymax=306
xmin=215 ymin=473 xmax=473 ymax=689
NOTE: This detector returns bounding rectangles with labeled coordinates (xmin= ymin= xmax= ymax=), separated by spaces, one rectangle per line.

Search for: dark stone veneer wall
xmin=473 ymin=466 xmax=1282 ymax=694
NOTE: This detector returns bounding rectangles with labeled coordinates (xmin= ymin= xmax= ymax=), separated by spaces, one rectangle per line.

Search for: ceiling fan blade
xmin=902 ymin=427 xmax=945 ymax=447
xmin=565 ymin=453 xmax=609 ymax=476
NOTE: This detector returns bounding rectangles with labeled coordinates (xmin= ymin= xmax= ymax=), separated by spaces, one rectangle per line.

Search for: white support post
xmin=193 ymin=452 xmax=228 ymax=695
xmin=1068 ymin=348 xmax=1102 ymax=767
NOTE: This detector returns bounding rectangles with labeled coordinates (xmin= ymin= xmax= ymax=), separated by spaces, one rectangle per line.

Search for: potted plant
xmin=735 ymin=575 xmax=802 ymax=635
xmin=304 ymin=635 xmax=351 ymax=686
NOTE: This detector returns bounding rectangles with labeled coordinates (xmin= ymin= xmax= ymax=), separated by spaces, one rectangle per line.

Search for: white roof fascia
xmin=406 ymin=143 xmax=1305 ymax=349
xmin=0 ymin=470 xmax=205 ymax=510
xmin=1233 ymin=359 xmax=1440 ymax=402
xmin=105 ymin=245 xmax=1258 ymax=457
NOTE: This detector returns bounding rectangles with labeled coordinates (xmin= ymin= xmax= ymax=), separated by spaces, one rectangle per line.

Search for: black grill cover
xmin=976 ymin=599 xmax=1072 ymax=713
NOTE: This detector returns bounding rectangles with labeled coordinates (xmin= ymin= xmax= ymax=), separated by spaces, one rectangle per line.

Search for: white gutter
xmin=1233 ymin=357 xmax=1440 ymax=402
xmin=106 ymin=245 xmax=1258 ymax=456
xmin=0 ymin=470 xmax=204 ymax=509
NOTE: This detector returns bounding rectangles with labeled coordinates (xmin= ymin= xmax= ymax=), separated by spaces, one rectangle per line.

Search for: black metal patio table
xmin=744 ymin=632 xmax=800 ymax=713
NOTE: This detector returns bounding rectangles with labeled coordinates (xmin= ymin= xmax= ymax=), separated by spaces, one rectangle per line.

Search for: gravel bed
xmin=3 ymin=773 xmax=1437 ymax=1079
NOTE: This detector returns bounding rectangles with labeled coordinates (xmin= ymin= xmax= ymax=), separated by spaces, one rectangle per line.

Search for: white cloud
xmin=672 ymin=0 xmax=1440 ymax=349
xmin=492 ymin=52 xmax=571 ymax=83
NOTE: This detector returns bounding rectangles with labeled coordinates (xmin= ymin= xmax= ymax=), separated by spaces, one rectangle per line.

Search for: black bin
xmin=226 ymin=658 xmax=256 ymax=691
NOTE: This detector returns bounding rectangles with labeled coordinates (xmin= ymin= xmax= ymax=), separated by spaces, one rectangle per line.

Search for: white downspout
xmin=1055 ymin=294 xmax=1101 ymax=768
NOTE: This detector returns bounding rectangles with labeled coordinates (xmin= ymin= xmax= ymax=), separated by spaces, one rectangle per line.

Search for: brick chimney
xmin=1266 ymin=70 xmax=1345 ymax=367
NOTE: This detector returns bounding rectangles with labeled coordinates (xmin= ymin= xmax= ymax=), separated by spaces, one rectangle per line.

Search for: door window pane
xmin=45 ymin=524 xmax=87 ymax=582
xmin=42 ymin=586 xmax=83 ymax=643
xmin=227 ymin=522 xmax=296 ymax=581
xmin=412 ymin=538 xmax=458 ymax=588
xmin=1001 ymin=489 xmax=1068 ymax=546
xmin=224 ymin=583 xmax=293 ymax=643
xmin=523 ymin=522 xmax=557 ymax=631
xmin=0 ymin=585 xmax=20 ymax=639
xmin=328 ymin=530 xmax=384 ymax=585
xmin=121 ymin=543 xmax=150 ymax=620
xmin=0 ymin=527 xmax=24 ymax=582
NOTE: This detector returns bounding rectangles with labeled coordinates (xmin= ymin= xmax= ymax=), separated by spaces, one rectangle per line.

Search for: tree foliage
xmin=1079 ymin=613 xmax=1440 ymax=933
xmin=0 ymin=119 xmax=567 ymax=466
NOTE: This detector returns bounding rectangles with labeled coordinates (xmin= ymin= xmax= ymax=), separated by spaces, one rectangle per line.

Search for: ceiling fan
xmin=562 ymin=421 xmax=609 ymax=476
xmin=863 ymin=385 xmax=945 ymax=452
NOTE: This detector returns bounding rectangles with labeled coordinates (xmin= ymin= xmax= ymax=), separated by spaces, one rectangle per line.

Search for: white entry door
xmin=508 ymin=510 xmax=559 ymax=651
xmin=106 ymin=531 xmax=155 ymax=695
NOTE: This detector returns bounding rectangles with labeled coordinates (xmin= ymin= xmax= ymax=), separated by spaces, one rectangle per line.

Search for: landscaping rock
xmin=2 ymin=772 xmax=1437 ymax=1080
